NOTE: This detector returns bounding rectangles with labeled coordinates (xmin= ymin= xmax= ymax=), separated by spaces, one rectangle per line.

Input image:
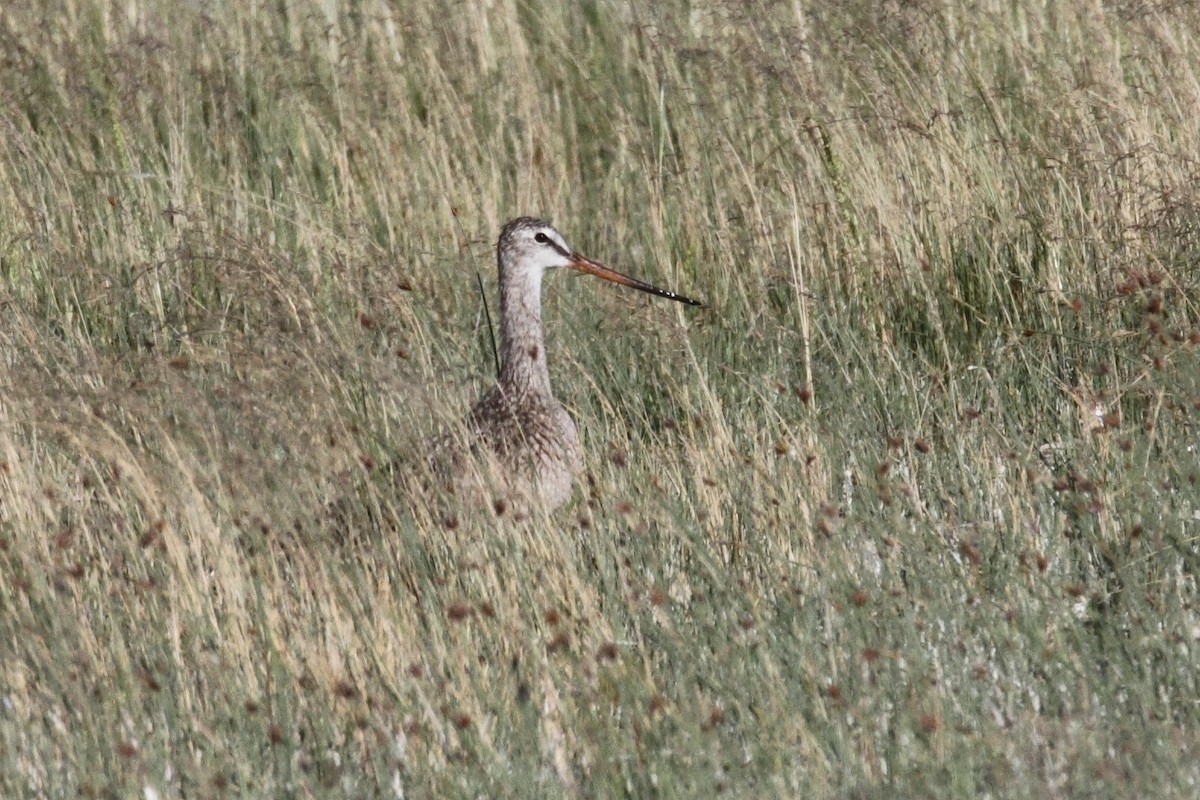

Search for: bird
xmin=425 ymin=216 xmax=703 ymax=513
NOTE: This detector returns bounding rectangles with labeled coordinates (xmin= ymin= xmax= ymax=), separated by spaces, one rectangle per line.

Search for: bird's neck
xmin=497 ymin=267 xmax=553 ymax=398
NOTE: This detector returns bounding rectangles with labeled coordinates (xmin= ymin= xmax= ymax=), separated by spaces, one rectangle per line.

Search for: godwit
xmin=431 ymin=216 xmax=702 ymax=512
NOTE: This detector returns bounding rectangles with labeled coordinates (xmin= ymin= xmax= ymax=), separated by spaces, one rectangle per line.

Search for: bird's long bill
xmin=567 ymin=252 xmax=703 ymax=307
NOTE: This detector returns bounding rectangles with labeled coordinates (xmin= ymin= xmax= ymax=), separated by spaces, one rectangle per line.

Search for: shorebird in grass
xmin=426 ymin=216 xmax=703 ymax=513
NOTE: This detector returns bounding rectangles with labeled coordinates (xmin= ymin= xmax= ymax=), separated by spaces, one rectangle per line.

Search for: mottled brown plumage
xmin=430 ymin=217 xmax=702 ymax=511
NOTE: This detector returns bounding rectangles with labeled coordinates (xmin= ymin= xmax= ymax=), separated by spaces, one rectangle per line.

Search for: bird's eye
xmin=534 ymin=232 xmax=549 ymax=244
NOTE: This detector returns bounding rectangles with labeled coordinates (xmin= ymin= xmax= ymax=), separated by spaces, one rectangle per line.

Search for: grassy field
xmin=2 ymin=1 xmax=1200 ymax=797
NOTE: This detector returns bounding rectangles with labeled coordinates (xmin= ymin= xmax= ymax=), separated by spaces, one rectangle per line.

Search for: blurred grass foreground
xmin=2 ymin=1 xmax=1200 ymax=797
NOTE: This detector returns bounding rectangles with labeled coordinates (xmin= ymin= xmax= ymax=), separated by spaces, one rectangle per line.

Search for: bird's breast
xmin=468 ymin=387 xmax=582 ymax=509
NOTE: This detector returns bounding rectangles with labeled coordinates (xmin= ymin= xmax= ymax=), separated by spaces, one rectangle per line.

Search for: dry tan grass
xmin=2 ymin=1 xmax=1200 ymax=797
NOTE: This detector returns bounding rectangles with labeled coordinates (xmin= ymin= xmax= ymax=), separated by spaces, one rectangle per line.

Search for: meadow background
xmin=2 ymin=0 xmax=1199 ymax=797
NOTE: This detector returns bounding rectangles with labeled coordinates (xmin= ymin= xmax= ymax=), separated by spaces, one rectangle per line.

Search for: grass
xmin=2 ymin=0 xmax=1200 ymax=797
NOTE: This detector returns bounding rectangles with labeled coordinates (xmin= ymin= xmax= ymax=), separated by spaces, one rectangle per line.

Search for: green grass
xmin=2 ymin=1 xmax=1200 ymax=797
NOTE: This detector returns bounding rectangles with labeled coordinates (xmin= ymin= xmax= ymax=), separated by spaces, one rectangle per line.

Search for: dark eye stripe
xmin=535 ymin=230 xmax=569 ymax=256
